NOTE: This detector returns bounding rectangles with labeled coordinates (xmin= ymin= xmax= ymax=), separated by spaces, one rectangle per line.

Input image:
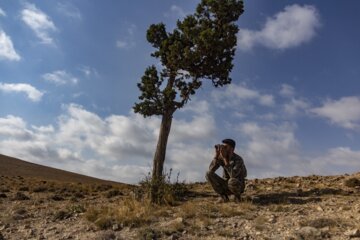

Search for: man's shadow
xmin=248 ymin=187 xmax=354 ymax=205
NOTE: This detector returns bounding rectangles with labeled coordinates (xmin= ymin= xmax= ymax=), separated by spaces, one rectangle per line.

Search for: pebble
xmin=112 ymin=224 xmax=121 ymax=231
xmin=345 ymin=229 xmax=360 ymax=237
xmin=316 ymin=206 xmax=324 ymax=212
xmin=296 ymin=226 xmax=321 ymax=238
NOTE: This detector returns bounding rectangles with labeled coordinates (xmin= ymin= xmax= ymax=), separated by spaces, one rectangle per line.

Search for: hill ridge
xmin=0 ymin=154 xmax=123 ymax=185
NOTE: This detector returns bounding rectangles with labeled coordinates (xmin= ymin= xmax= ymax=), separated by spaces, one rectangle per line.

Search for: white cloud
xmin=284 ymin=98 xmax=309 ymax=116
xmin=0 ymin=7 xmax=6 ymax=17
xmin=0 ymin=83 xmax=43 ymax=102
xmin=116 ymin=40 xmax=131 ymax=49
xmin=311 ymin=147 xmax=360 ymax=175
xmin=238 ymin=4 xmax=320 ymax=51
xmin=311 ymin=96 xmax=360 ymax=130
xmin=0 ymin=96 xmax=359 ymax=183
xmin=116 ymin=24 xmax=136 ymax=49
xmin=165 ymin=5 xmax=187 ymax=19
xmin=79 ymin=66 xmax=99 ymax=78
xmin=238 ymin=122 xmax=308 ymax=177
xmin=42 ymin=70 xmax=79 ymax=85
xmin=0 ymin=103 xmax=217 ymax=183
xmin=280 ymin=84 xmax=295 ymax=97
xmin=0 ymin=30 xmax=21 ymax=61
xmin=0 ymin=115 xmax=32 ymax=140
xmin=21 ymin=3 xmax=57 ymax=44
xmin=57 ymin=2 xmax=82 ymax=20
xmin=212 ymin=83 xmax=275 ymax=109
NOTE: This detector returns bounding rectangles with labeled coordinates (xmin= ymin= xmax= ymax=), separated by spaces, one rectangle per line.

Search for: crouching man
xmin=206 ymin=139 xmax=247 ymax=203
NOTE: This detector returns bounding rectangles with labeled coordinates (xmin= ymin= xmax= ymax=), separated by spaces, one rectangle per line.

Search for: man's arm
xmin=208 ymin=157 xmax=221 ymax=173
xmin=231 ymin=155 xmax=247 ymax=179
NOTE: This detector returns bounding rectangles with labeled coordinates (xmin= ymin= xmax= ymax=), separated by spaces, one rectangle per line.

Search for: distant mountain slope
xmin=0 ymin=154 xmax=125 ymax=185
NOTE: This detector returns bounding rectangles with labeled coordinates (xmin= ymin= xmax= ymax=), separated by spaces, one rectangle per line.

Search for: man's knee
xmin=228 ymin=178 xmax=244 ymax=194
xmin=206 ymin=171 xmax=215 ymax=181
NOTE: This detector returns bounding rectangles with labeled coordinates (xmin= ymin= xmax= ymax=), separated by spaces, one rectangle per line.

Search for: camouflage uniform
xmin=206 ymin=153 xmax=247 ymax=200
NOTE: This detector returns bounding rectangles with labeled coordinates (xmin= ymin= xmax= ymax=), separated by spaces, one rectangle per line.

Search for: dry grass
xmin=85 ymin=197 xmax=172 ymax=229
xmin=300 ymin=217 xmax=349 ymax=229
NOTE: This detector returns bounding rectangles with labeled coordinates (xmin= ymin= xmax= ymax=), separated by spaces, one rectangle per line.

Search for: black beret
xmin=222 ymin=138 xmax=236 ymax=149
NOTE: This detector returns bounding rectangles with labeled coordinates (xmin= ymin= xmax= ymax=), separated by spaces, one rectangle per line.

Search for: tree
xmin=133 ymin=0 xmax=244 ymax=203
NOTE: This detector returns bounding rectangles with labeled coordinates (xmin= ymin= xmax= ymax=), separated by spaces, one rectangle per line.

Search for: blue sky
xmin=0 ymin=1 xmax=360 ymax=184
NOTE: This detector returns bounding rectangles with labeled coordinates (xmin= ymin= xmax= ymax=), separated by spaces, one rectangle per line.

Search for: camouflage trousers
xmin=206 ymin=171 xmax=245 ymax=197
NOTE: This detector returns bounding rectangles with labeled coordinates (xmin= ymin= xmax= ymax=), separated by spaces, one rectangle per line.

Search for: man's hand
xmin=220 ymin=146 xmax=230 ymax=166
xmin=214 ymin=146 xmax=220 ymax=159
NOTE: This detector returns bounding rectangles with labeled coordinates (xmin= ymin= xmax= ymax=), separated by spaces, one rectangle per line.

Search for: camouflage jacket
xmin=209 ymin=153 xmax=247 ymax=180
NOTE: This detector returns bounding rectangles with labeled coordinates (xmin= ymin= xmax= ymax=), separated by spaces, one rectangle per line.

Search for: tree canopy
xmin=134 ymin=0 xmax=244 ymax=117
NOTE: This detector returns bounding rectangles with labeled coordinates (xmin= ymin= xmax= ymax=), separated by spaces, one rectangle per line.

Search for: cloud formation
xmin=116 ymin=24 xmax=136 ymax=49
xmin=1 ymin=82 xmax=359 ymax=183
xmin=57 ymin=2 xmax=82 ymax=20
xmin=0 ymin=31 xmax=21 ymax=61
xmin=21 ymin=3 xmax=57 ymax=44
xmin=238 ymin=4 xmax=320 ymax=51
xmin=238 ymin=121 xmax=308 ymax=177
xmin=165 ymin=5 xmax=187 ymax=19
xmin=0 ymin=7 xmax=6 ymax=17
xmin=311 ymin=96 xmax=360 ymax=130
xmin=42 ymin=70 xmax=79 ymax=85
xmin=212 ymin=83 xmax=275 ymax=109
xmin=0 ymin=83 xmax=43 ymax=102
xmin=0 ymin=103 xmax=216 ymax=183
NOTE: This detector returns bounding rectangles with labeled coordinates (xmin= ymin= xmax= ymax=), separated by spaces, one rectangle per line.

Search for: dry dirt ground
xmin=1 ymin=171 xmax=360 ymax=240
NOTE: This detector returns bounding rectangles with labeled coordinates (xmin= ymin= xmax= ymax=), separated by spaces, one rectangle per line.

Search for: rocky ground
xmin=1 ymin=172 xmax=360 ymax=240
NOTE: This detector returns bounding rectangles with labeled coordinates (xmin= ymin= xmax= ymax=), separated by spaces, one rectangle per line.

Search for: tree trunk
xmin=150 ymin=111 xmax=173 ymax=203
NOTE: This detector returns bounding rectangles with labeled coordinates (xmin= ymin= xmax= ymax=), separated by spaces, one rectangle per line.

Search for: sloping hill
xmin=0 ymin=154 xmax=123 ymax=185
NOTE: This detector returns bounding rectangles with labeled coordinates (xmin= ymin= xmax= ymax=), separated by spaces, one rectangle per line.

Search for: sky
xmin=0 ymin=0 xmax=360 ymax=184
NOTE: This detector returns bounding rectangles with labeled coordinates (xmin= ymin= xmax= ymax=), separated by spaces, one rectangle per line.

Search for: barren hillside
xmin=0 ymin=154 xmax=360 ymax=240
xmin=0 ymin=154 xmax=126 ymax=185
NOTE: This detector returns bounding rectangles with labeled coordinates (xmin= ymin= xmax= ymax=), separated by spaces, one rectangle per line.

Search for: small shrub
xmin=18 ymin=186 xmax=29 ymax=191
xmin=94 ymin=217 xmax=113 ymax=230
xmin=14 ymin=208 xmax=27 ymax=215
xmin=53 ymin=210 xmax=72 ymax=221
xmin=50 ymin=195 xmax=64 ymax=201
xmin=106 ymin=189 xmax=123 ymax=198
xmin=85 ymin=198 xmax=165 ymax=230
xmin=137 ymin=228 xmax=160 ymax=240
xmin=73 ymin=192 xmax=85 ymax=199
xmin=254 ymin=215 xmax=268 ymax=231
xmin=85 ymin=208 xmax=114 ymax=230
xmin=13 ymin=192 xmax=30 ymax=200
xmin=96 ymin=184 xmax=113 ymax=192
xmin=0 ymin=188 xmax=10 ymax=193
xmin=139 ymin=169 xmax=188 ymax=205
xmin=300 ymin=218 xmax=339 ymax=229
xmin=68 ymin=204 xmax=86 ymax=214
xmin=32 ymin=186 xmax=48 ymax=193
xmin=344 ymin=178 xmax=360 ymax=188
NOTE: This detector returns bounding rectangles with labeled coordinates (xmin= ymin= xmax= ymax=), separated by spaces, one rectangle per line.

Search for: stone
xmin=169 ymin=233 xmax=180 ymax=240
xmin=296 ymin=226 xmax=321 ymax=239
xmin=112 ymin=224 xmax=121 ymax=231
xmin=345 ymin=229 xmax=360 ymax=237
xmin=316 ymin=206 xmax=324 ymax=212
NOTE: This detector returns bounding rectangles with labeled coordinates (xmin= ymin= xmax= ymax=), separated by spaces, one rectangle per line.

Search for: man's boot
xmin=216 ymin=194 xmax=229 ymax=203
xmin=234 ymin=194 xmax=241 ymax=203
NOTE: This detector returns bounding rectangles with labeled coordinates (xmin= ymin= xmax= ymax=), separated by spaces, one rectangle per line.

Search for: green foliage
xmin=139 ymin=169 xmax=188 ymax=205
xmin=134 ymin=0 xmax=244 ymax=117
